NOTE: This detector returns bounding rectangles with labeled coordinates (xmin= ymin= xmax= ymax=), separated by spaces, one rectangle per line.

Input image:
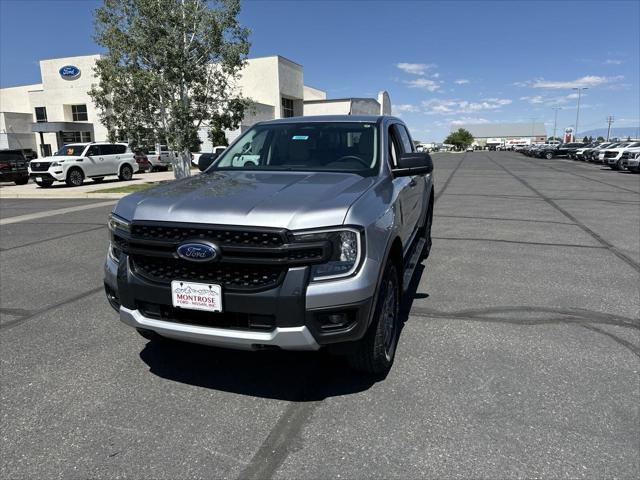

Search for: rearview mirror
xmin=198 ymin=153 xmax=216 ymax=172
xmin=392 ymin=152 xmax=433 ymax=177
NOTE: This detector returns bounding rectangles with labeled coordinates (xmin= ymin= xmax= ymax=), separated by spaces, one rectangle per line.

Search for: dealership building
xmin=454 ymin=122 xmax=548 ymax=147
xmin=0 ymin=54 xmax=391 ymax=156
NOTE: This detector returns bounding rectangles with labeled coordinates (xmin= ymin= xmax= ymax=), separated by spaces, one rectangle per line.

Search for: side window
xmin=86 ymin=145 xmax=101 ymax=156
xmin=395 ymin=125 xmax=414 ymax=153
xmin=387 ymin=126 xmax=402 ymax=168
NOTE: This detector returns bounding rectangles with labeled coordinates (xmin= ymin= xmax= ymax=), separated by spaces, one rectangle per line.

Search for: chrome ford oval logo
xmin=176 ymin=242 xmax=219 ymax=262
xmin=59 ymin=65 xmax=81 ymax=80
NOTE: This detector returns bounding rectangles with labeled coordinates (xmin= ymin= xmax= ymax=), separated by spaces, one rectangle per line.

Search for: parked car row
xmin=519 ymin=141 xmax=640 ymax=172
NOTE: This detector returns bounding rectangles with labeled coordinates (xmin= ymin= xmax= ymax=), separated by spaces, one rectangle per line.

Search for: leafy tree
xmin=597 ymin=136 xmax=605 ymax=142
xmin=444 ymin=128 xmax=474 ymax=149
xmin=547 ymin=136 xmax=562 ymax=142
xmin=90 ymin=0 xmax=250 ymax=178
xmin=582 ymin=136 xmax=590 ymax=143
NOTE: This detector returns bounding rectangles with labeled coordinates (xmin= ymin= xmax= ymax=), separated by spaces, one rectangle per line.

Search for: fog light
xmin=316 ymin=311 xmax=355 ymax=330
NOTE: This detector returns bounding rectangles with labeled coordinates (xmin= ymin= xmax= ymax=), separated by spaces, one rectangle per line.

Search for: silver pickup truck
xmin=104 ymin=115 xmax=434 ymax=374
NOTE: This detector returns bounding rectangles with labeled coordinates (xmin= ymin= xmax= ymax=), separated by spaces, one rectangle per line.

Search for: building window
xmin=81 ymin=131 xmax=92 ymax=142
xmin=282 ymin=98 xmax=294 ymax=118
xmin=71 ymin=104 xmax=88 ymax=121
xmin=35 ymin=107 xmax=47 ymax=123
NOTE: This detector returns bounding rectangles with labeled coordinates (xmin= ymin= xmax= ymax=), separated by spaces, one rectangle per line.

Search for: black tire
xmin=348 ymin=259 xmax=400 ymax=375
xmin=545 ymin=152 xmax=553 ymax=160
xmin=92 ymin=177 xmax=105 ymax=183
xmin=119 ymin=164 xmax=133 ymax=181
xmin=35 ymin=179 xmax=54 ymax=188
xmin=14 ymin=176 xmax=29 ymax=185
xmin=65 ymin=168 xmax=84 ymax=187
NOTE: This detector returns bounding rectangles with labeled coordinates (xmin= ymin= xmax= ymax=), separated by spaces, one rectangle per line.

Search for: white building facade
xmin=0 ymin=53 xmax=392 ymax=157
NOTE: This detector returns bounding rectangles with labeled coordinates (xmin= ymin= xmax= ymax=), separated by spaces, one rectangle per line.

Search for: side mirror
xmin=198 ymin=154 xmax=215 ymax=171
xmin=393 ymin=152 xmax=433 ymax=177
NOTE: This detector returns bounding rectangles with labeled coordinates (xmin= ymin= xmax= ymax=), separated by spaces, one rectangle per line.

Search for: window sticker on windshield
xmin=292 ymin=135 xmax=309 ymax=140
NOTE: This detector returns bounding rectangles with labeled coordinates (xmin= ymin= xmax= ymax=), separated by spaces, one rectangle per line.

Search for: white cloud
xmin=526 ymin=75 xmax=624 ymax=89
xmin=520 ymin=92 xmax=584 ymax=106
xmin=454 ymin=79 xmax=470 ymax=85
xmin=431 ymin=72 xmax=440 ymax=79
xmin=604 ymin=59 xmax=623 ymax=65
xmin=396 ymin=63 xmax=436 ymax=75
xmin=422 ymin=98 xmax=511 ymax=114
xmin=405 ymin=78 xmax=442 ymax=92
xmin=393 ymin=104 xmax=420 ymax=113
xmin=450 ymin=117 xmax=490 ymax=126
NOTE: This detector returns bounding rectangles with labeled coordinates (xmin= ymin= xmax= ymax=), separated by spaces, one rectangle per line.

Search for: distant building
xmin=453 ymin=122 xmax=547 ymax=147
xmin=0 ymin=54 xmax=391 ymax=156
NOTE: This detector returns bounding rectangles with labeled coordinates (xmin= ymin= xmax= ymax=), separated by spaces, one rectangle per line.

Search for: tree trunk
xmin=172 ymin=150 xmax=192 ymax=179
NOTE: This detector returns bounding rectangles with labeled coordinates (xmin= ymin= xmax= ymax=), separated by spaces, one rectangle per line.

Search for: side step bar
xmin=402 ymin=237 xmax=426 ymax=292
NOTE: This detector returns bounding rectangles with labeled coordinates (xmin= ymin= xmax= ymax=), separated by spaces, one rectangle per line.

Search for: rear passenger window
xmin=114 ymin=145 xmax=127 ymax=154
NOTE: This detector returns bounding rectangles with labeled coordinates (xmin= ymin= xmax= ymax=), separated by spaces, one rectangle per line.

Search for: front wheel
xmin=14 ymin=176 xmax=29 ymax=185
xmin=348 ymin=260 xmax=400 ymax=375
xmin=65 ymin=168 xmax=84 ymax=187
xmin=119 ymin=164 xmax=133 ymax=181
xmin=545 ymin=152 xmax=553 ymax=160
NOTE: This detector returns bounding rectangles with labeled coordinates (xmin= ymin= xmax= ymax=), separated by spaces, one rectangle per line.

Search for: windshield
xmin=211 ymin=122 xmax=378 ymax=174
xmin=54 ymin=145 xmax=86 ymax=156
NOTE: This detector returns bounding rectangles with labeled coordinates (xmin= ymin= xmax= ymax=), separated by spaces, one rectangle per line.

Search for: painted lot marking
xmin=0 ymin=200 xmax=116 ymax=225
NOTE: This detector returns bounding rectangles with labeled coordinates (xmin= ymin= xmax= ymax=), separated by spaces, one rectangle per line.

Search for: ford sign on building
xmin=59 ymin=65 xmax=81 ymax=80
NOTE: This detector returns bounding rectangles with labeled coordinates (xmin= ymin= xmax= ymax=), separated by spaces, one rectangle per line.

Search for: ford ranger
xmin=104 ymin=116 xmax=434 ymax=374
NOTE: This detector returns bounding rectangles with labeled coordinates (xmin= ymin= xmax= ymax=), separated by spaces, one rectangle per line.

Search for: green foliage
xmin=444 ymin=128 xmax=474 ymax=148
xmin=89 ymin=0 xmax=250 ymax=158
xmin=596 ymin=136 xmax=605 ymax=142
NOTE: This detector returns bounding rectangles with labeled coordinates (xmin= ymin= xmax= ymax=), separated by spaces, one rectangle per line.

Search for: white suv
xmin=29 ymin=142 xmax=136 ymax=187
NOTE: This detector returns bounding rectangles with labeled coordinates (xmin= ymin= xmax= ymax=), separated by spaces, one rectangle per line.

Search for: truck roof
xmin=260 ymin=115 xmax=398 ymax=125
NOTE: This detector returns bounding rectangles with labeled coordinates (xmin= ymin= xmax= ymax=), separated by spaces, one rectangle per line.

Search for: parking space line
xmin=0 ymin=201 xmax=116 ymax=225
xmin=484 ymin=154 xmax=640 ymax=274
xmin=435 ymin=153 xmax=466 ymax=202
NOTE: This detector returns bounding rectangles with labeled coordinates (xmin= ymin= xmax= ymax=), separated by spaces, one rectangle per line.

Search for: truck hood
xmin=113 ymin=170 xmax=377 ymax=230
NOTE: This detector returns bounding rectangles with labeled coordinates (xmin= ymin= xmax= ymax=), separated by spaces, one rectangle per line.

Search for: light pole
xmin=552 ymin=106 xmax=561 ymax=142
xmin=573 ymin=87 xmax=588 ymax=141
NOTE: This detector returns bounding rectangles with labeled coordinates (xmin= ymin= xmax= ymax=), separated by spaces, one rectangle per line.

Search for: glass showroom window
xmin=81 ymin=132 xmax=92 ymax=142
xmin=282 ymin=98 xmax=294 ymax=118
xmin=72 ymin=104 xmax=88 ymax=121
xmin=35 ymin=107 xmax=47 ymax=123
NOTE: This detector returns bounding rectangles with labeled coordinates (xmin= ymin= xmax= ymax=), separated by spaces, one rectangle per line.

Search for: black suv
xmin=0 ymin=149 xmax=29 ymax=185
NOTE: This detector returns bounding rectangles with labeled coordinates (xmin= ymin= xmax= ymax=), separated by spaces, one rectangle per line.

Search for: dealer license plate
xmin=35 ymin=177 xmax=42 ymax=182
xmin=171 ymin=280 xmax=222 ymax=312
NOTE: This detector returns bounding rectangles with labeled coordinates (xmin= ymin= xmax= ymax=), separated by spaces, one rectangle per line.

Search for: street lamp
xmin=552 ymin=106 xmax=561 ymax=142
xmin=572 ymin=87 xmax=588 ymax=141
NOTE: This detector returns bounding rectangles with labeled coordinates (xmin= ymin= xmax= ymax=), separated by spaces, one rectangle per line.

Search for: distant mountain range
xmin=579 ymin=127 xmax=640 ymax=139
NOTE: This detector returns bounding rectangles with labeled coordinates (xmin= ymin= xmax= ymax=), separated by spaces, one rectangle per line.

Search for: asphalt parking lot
xmin=1 ymin=151 xmax=638 ymax=479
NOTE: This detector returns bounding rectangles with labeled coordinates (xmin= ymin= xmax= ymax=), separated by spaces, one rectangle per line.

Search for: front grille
xmin=604 ymin=151 xmax=617 ymax=158
xmin=131 ymin=224 xmax=285 ymax=247
xmin=131 ymin=256 xmax=285 ymax=290
xmin=29 ymin=162 xmax=50 ymax=172
xmin=137 ymin=301 xmax=276 ymax=331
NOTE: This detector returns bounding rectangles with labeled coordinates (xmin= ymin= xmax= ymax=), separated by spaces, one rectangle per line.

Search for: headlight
xmin=108 ymin=214 xmax=131 ymax=234
xmin=293 ymin=227 xmax=362 ymax=281
xmin=50 ymin=161 xmax=60 ymax=167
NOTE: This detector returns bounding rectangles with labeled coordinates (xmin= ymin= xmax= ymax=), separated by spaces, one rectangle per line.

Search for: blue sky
xmin=1 ymin=0 xmax=638 ymax=141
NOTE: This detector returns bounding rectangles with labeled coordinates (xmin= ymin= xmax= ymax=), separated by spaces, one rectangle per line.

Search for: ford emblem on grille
xmin=176 ymin=241 xmax=220 ymax=262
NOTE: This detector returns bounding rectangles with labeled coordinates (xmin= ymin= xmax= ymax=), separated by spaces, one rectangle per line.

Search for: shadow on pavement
xmin=140 ymin=341 xmax=377 ymax=401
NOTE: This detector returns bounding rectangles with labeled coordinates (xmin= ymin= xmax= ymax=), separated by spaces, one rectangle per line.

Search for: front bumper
xmin=104 ymin=252 xmax=378 ymax=350
xmin=29 ymin=170 xmax=65 ymax=181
